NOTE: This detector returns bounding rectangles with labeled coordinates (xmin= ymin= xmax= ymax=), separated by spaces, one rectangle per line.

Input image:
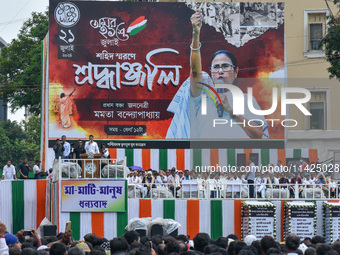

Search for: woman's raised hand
xmin=191 ymin=10 xmax=202 ymax=34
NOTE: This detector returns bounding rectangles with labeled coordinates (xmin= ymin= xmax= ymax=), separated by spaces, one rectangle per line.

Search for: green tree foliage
xmin=0 ymin=115 xmax=40 ymax=167
xmin=322 ymin=1 xmax=340 ymax=79
xmin=0 ymin=11 xmax=48 ymax=115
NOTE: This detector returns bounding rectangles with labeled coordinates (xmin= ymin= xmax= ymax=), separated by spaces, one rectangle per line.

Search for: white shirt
xmin=85 ymin=141 xmax=99 ymax=154
xmin=0 ymin=237 xmax=9 ymax=255
xmin=63 ymin=141 xmax=71 ymax=157
xmin=33 ymin=165 xmax=41 ymax=174
xmin=3 ymin=165 xmax=16 ymax=180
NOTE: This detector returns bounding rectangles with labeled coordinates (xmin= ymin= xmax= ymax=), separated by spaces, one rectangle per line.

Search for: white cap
xmin=298 ymin=243 xmax=308 ymax=253
xmin=147 ymin=171 xmax=152 ymax=175
xmin=244 ymin=235 xmax=257 ymax=246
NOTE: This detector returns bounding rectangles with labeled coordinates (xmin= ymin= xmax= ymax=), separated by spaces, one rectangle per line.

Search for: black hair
xmin=210 ymin=50 xmax=238 ymax=72
xmin=238 ymin=250 xmax=255 ymax=255
xmin=226 ymin=234 xmax=239 ymax=241
xmin=260 ymin=236 xmax=277 ymax=254
xmin=285 ymin=234 xmax=300 ymax=251
xmin=204 ymin=245 xmax=219 ymax=255
xmin=306 ymin=248 xmax=317 ymax=255
xmin=84 ymin=233 xmax=100 ymax=248
xmin=21 ymin=248 xmax=38 ymax=255
xmin=193 ymin=233 xmax=211 ymax=253
xmin=215 ymin=237 xmax=228 ymax=249
xmin=234 ymin=242 xmax=247 ymax=255
xmin=68 ymin=247 xmax=84 ymax=255
xmin=251 ymin=240 xmax=261 ymax=255
xmin=60 ymin=93 xmax=65 ymax=98
xmin=50 ymin=243 xmax=67 ymax=255
xmin=9 ymin=247 xmax=21 ymax=255
xmin=91 ymin=248 xmax=106 ymax=255
xmin=123 ymin=230 xmax=140 ymax=245
xmin=110 ymin=238 xmax=129 ymax=254
xmin=312 ymin=236 xmax=325 ymax=245
xmin=316 ymin=245 xmax=332 ymax=255
xmin=228 ymin=241 xmax=237 ymax=255
xmin=242 ymin=246 xmax=259 ymax=255
xmin=266 ymin=248 xmax=281 ymax=255
xmin=166 ymin=241 xmax=181 ymax=254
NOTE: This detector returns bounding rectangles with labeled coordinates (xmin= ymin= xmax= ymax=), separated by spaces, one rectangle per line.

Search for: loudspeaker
xmin=42 ymin=225 xmax=57 ymax=237
xmin=150 ymin=224 xmax=163 ymax=237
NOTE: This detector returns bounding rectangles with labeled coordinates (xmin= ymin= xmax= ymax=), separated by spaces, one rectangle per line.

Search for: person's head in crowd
xmin=140 ymin=236 xmax=150 ymax=246
xmin=265 ymin=248 xmax=280 ymax=255
xmin=110 ymin=237 xmax=129 ymax=254
xmin=215 ymin=237 xmax=228 ymax=249
xmin=228 ymin=241 xmax=237 ymax=255
xmin=47 ymin=236 xmax=58 ymax=243
xmin=176 ymin=235 xmax=189 ymax=244
xmin=234 ymin=241 xmax=247 ymax=255
xmin=166 ymin=241 xmax=181 ymax=254
xmin=303 ymin=237 xmax=312 ymax=246
xmin=91 ymin=248 xmax=106 ymax=255
xmin=158 ymin=244 xmax=166 ymax=255
xmin=152 ymin=235 xmax=164 ymax=246
xmin=325 ymin=250 xmax=339 ymax=255
xmin=21 ymin=242 xmax=34 ymax=250
xmin=332 ymin=243 xmax=340 ymax=254
xmin=50 ymin=243 xmax=67 ymax=255
xmin=260 ymin=236 xmax=277 ymax=255
xmin=238 ymin=250 xmax=255 ymax=255
xmin=134 ymin=246 xmax=150 ymax=255
xmin=124 ymin=230 xmax=140 ymax=245
xmin=251 ymin=240 xmax=261 ymax=255
xmin=84 ymin=233 xmax=100 ymax=247
xmin=316 ymin=245 xmax=333 ymax=255
xmin=129 ymin=242 xmax=144 ymax=251
xmin=170 ymin=168 xmax=176 ymax=177
xmin=285 ymin=234 xmax=300 ymax=253
xmin=244 ymin=235 xmax=256 ymax=246
xmin=204 ymin=245 xmax=220 ymax=254
xmin=226 ymin=234 xmax=239 ymax=242
xmin=164 ymin=236 xmax=177 ymax=245
xmin=21 ymin=248 xmax=38 ymax=255
xmin=68 ymin=247 xmax=85 ymax=255
xmin=242 ymin=245 xmax=258 ymax=255
xmin=37 ymin=250 xmax=49 ymax=255
xmin=9 ymin=247 xmax=21 ymax=255
xmin=193 ymin=233 xmax=211 ymax=253
xmin=178 ymin=241 xmax=188 ymax=252
xmin=5 ymin=233 xmax=22 ymax=250
xmin=306 ymin=247 xmax=317 ymax=255
xmin=312 ymin=236 xmax=326 ymax=245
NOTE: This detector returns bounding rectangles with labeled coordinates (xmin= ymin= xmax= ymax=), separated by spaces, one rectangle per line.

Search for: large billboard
xmin=48 ymin=1 xmax=285 ymax=148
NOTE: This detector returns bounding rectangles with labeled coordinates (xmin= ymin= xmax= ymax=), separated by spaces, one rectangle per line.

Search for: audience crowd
xmin=0 ymin=220 xmax=339 ymax=255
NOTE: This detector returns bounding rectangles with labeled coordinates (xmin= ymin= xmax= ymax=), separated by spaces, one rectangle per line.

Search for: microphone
xmin=215 ymin=80 xmax=224 ymax=118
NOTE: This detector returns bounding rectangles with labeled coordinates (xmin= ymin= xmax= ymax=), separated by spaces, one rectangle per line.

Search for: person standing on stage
xmin=85 ymin=135 xmax=99 ymax=154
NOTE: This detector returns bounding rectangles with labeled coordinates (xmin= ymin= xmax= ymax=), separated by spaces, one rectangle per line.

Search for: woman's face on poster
xmin=210 ymin=53 xmax=238 ymax=85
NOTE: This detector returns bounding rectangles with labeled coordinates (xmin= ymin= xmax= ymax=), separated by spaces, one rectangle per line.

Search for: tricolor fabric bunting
xmin=0 ymin=180 xmax=47 ymax=234
xmin=0 ymin=180 xmax=335 ymax=242
xmin=45 ymin=148 xmax=318 ymax=171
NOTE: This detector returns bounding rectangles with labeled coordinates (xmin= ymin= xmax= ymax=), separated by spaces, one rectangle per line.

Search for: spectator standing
xmin=246 ymin=158 xmax=256 ymax=198
xmin=61 ymin=135 xmax=71 ymax=159
xmin=53 ymin=139 xmax=64 ymax=160
xmin=19 ymin=158 xmax=31 ymax=180
xmin=2 ymin=160 xmax=17 ymax=180
xmin=33 ymin=160 xmax=45 ymax=179
xmin=73 ymin=140 xmax=86 ymax=167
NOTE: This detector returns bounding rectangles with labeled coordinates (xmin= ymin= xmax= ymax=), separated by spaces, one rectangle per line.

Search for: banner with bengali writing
xmin=48 ymin=1 xmax=285 ymax=147
xmin=61 ymin=180 xmax=126 ymax=212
